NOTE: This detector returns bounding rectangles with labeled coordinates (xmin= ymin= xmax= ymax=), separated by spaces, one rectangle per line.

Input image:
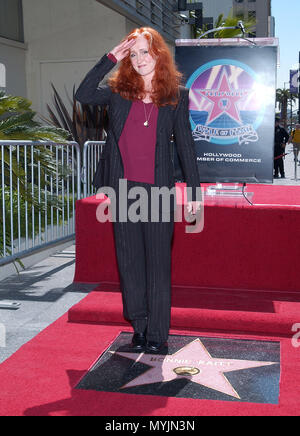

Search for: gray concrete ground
xmin=273 ymin=143 xmax=300 ymax=186
xmin=0 ymin=148 xmax=299 ymax=365
xmin=0 ymin=244 xmax=97 ymax=364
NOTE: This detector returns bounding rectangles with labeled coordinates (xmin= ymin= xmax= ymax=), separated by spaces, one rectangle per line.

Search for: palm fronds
xmin=40 ymin=83 xmax=108 ymax=152
xmin=190 ymin=10 xmax=256 ymax=39
xmin=213 ymin=13 xmax=256 ymax=39
xmin=0 ymin=91 xmax=72 ymax=268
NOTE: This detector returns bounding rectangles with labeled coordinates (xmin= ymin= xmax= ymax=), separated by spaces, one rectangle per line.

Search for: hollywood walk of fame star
xmin=196 ymin=71 xmax=248 ymax=126
xmin=111 ymin=339 xmax=277 ymax=399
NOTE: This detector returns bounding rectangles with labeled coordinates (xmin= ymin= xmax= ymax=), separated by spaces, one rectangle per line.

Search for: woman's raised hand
xmin=110 ymin=38 xmax=136 ymax=63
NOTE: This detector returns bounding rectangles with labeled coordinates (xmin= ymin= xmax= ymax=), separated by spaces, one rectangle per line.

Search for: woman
xmin=75 ymin=27 xmax=201 ymax=353
xmin=290 ymin=124 xmax=300 ymax=166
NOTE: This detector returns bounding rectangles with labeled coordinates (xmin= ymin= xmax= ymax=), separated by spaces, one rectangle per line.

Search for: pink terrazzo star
xmin=112 ymin=339 xmax=277 ymax=399
xmin=197 ymin=71 xmax=247 ymax=126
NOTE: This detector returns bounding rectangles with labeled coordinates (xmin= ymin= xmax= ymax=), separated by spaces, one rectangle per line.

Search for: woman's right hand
xmin=109 ymin=38 xmax=136 ymax=63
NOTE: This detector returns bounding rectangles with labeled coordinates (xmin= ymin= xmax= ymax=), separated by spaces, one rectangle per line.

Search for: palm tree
xmin=213 ymin=13 xmax=256 ymax=39
xmin=41 ymin=82 xmax=108 ymax=154
xmin=0 ymin=91 xmax=70 ymax=267
xmin=0 ymin=92 xmax=70 ymax=142
xmin=190 ymin=11 xmax=256 ymax=39
xmin=276 ymin=89 xmax=297 ymax=128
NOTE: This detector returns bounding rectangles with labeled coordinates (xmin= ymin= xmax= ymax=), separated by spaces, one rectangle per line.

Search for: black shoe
xmin=274 ymin=174 xmax=279 ymax=179
xmin=281 ymin=174 xmax=285 ymax=178
xmin=145 ymin=341 xmax=168 ymax=354
xmin=131 ymin=333 xmax=146 ymax=350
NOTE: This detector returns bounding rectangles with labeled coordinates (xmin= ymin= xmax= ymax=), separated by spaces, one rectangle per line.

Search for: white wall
xmin=232 ymin=0 xmax=271 ymax=37
xmin=0 ymin=36 xmax=27 ymax=97
xmin=256 ymin=0 xmax=271 ymax=37
xmin=22 ymin=0 xmax=135 ymax=118
xmin=201 ymin=0 xmax=233 ymax=22
xmin=1 ymin=0 xmax=175 ymax=117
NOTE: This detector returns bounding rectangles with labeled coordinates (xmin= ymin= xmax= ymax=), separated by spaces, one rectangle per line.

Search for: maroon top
xmin=107 ymin=53 xmax=158 ymax=184
xmin=119 ymin=101 xmax=158 ymax=184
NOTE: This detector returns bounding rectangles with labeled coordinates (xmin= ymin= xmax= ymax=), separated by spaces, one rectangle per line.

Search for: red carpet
xmin=74 ymin=184 xmax=300 ymax=292
xmin=68 ymin=284 xmax=300 ymax=336
xmin=1 ymin=184 xmax=299 ymax=416
xmin=0 ymin=314 xmax=299 ymax=416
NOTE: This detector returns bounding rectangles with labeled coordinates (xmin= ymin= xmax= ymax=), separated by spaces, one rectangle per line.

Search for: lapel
xmin=156 ymin=105 xmax=173 ymax=137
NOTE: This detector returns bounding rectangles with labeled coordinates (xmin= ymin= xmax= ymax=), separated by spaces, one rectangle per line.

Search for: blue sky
xmin=272 ymin=0 xmax=300 ymax=89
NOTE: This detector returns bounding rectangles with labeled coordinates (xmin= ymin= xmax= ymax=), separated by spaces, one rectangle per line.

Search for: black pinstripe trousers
xmin=112 ymin=180 xmax=175 ymax=343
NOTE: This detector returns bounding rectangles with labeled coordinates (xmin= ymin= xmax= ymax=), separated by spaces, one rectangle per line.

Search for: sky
xmin=272 ymin=0 xmax=300 ymax=90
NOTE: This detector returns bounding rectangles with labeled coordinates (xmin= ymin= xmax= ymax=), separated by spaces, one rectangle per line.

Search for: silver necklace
xmin=143 ymin=102 xmax=154 ymax=127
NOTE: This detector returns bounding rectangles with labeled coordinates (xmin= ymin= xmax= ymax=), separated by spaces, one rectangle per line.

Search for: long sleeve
xmin=173 ymin=88 xmax=201 ymax=202
xmin=74 ymin=54 xmax=117 ymax=106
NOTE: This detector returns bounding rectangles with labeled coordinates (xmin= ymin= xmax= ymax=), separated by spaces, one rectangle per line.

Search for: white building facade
xmin=232 ymin=0 xmax=274 ymax=37
xmin=200 ymin=0 xmax=233 ymax=23
xmin=0 ymin=0 xmax=178 ymax=117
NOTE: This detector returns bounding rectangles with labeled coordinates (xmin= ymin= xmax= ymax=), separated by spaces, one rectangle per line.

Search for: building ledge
xmin=0 ymin=36 xmax=28 ymax=50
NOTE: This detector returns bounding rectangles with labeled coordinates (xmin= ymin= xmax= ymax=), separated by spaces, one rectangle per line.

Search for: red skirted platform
xmin=74 ymin=184 xmax=300 ymax=292
xmin=68 ymin=284 xmax=300 ymax=336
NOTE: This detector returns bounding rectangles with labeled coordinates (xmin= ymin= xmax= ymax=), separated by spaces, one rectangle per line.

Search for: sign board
xmin=290 ymin=69 xmax=299 ymax=94
xmin=175 ymin=38 xmax=279 ymax=183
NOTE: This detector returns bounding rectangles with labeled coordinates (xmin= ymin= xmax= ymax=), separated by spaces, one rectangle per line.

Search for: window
xmin=0 ymin=63 xmax=6 ymax=88
xmin=0 ymin=0 xmax=24 ymax=43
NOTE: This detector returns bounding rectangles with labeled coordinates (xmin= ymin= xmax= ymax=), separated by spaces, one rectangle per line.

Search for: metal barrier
xmin=82 ymin=141 xmax=105 ymax=198
xmin=0 ymin=140 xmax=81 ymax=266
xmin=292 ymin=145 xmax=299 ymax=181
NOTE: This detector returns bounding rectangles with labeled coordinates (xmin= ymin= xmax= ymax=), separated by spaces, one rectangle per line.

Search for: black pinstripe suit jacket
xmin=75 ymin=54 xmax=200 ymax=201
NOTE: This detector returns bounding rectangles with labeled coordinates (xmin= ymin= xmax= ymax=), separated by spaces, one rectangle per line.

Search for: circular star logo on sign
xmin=186 ymin=59 xmax=266 ymax=146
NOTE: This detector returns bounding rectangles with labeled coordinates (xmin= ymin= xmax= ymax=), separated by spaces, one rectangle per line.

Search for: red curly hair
xmin=108 ymin=27 xmax=183 ymax=107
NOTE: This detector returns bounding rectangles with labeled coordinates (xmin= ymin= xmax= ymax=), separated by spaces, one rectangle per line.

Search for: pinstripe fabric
xmin=75 ymin=53 xmax=201 ymax=342
xmin=113 ymin=180 xmax=174 ymax=343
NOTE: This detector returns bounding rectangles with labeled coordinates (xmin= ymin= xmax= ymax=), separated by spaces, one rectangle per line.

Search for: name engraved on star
xmin=150 ymin=356 xmax=232 ymax=367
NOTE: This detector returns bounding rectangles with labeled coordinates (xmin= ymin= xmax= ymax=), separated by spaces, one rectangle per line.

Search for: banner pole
xmin=298 ymin=51 xmax=300 ymax=123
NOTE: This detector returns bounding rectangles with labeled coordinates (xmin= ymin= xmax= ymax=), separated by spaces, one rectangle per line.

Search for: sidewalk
xmin=273 ymin=143 xmax=300 ymax=186
xmin=0 ymin=152 xmax=299 ymax=365
xmin=0 ymin=244 xmax=96 ymax=364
